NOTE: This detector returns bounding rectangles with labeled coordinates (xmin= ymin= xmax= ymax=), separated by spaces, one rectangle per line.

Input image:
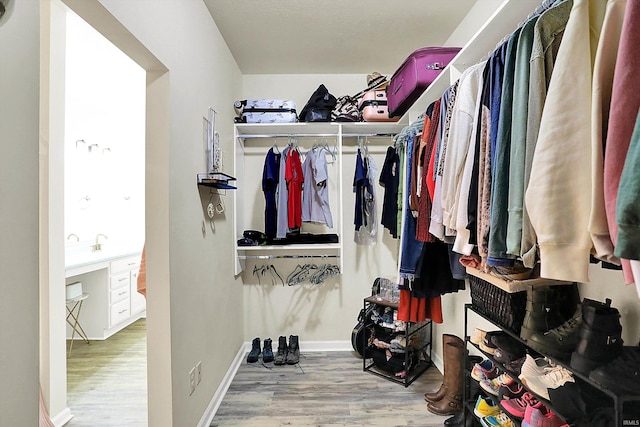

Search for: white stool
xmin=66 ymin=293 xmax=90 ymax=356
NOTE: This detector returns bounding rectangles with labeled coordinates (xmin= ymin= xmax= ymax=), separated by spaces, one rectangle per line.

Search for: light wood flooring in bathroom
xmin=211 ymin=351 xmax=446 ymax=427
xmin=65 ymin=318 xmax=147 ymax=427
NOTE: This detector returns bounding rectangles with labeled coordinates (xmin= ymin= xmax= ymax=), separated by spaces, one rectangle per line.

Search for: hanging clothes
xmin=275 ymin=146 xmax=290 ymax=239
xmin=615 ymin=110 xmax=640 ymax=297
xmin=355 ymin=152 xmax=378 ymax=245
xmin=505 ymin=14 xmax=540 ymax=257
xmin=526 ymin=0 xmax=606 ymax=283
xmin=604 ymin=0 xmax=640 ymax=286
xmin=301 ymin=147 xmax=333 ymax=228
xmin=399 ymin=133 xmax=425 ymax=279
xmin=487 ymin=28 xmax=521 ymax=266
xmin=353 ymin=148 xmax=367 ymax=231
xmin=589 ymin=0 xmax=626 ymax=266
xmin=285 ymin=148 xmax=304 ymax=230
xmin=262 ymin=146 xmax=281 ymax=238
xmin=521 ymin=0 xmax=573 ymax=268
xmin=430 ymin=81 xmax=459 ymax=241
xmin=379 ymin=146 xmax=401 ymax=238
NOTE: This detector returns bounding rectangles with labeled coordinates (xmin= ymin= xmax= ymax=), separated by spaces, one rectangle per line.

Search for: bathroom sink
xmin=65 ymin=243 xmax=141 ymax=269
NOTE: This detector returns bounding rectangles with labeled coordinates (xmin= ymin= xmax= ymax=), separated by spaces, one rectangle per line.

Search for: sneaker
xmin=498 ymin=381 xmax=525 ymax=400
xmin=504 ymin=355 xmax=526 ymax=374
xmin=246 ymin=337 xmax=261 ymax=363
xmin=471 ymin=328 xmax=488 ymax=346
xmin=474 ymin=395 xmax=501 ymax=419
xmin=274 ymin=336 xmax=287 ymax=365
xmin=471 ymin=359 xmax=499 ymax=381
xmin=492 ymin=334 xmax=527 ymax=365
xmin=481 ymin=331 xmax=507 ymax=355
xmin=480 ymin=373 xmax=515 ymax=396
xmin=262 ymin=338 xmax=274 ymax=363
xmin=518 ymin=354 xmax=554 ymax=380
xmin=522 ymin=365 xmax=574 ymax=400
xmin=522 ymin=404 xmax=567 ymax=427
xmin=286 ymin=334 xmax=300 ymax=365
xmin=482 ymin=411 xmax=515 ymax=427
xmin=499 ymin=392 xmax=541 ymax=419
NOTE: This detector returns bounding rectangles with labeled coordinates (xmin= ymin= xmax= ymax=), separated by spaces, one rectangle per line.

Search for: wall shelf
xmin=232 ymin=121 xmax=405 ymax=275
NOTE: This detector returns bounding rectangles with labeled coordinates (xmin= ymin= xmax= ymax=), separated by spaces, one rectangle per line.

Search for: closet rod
xmin=238 ymin=133 xmax=337 ymax=139
xmin=237 ymin=133 xmax=396 ymax=139
xmin=238 ymin=254 xmax=341 ymax=260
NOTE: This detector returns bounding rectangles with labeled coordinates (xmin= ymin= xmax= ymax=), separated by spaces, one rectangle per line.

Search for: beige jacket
xmin=525 ymin=0 xmax=607 ymax=282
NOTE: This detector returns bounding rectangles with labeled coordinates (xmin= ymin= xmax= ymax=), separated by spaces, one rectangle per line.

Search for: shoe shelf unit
xmin=361 ymin=296 xmax=433 ymax=387
xmin=463 ymin=302 xmax=640 ymax=426
xmin=232 ymin=121 xmax=407 ymax=276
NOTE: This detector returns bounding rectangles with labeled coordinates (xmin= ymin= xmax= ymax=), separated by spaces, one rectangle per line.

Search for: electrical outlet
xmin=196 ymin=361 xmax=202 ymax=385
xmin=189 ymin=367 xmax=196 ymax=395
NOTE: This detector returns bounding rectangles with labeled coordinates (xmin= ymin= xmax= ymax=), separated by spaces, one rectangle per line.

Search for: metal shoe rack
xmin=361 ymin=296 xmax=433 ymax=387
xmin=463 ymin=301 xmax=640 ymax=426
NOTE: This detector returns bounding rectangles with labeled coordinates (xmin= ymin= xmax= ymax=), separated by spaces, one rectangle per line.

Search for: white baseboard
xmin=51 ymin=406 xmax=73 ymax=427
xmin=197 ymin=340 xmax=355 ymax=426
xmin=432 ymin=351 xmax=443 ymax=374
xmin=197 ymin=344 xmax=246 ymax=427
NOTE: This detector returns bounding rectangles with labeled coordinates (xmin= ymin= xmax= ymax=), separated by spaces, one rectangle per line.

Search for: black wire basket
xmin=469 ymin=275 xmax=526 ymax=334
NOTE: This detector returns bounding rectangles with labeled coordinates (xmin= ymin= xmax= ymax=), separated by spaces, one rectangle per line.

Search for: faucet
xmin=92 ymin=234 xmax=108 ymax=252
xmin=67 ymin=233 xmax=80 ymax=243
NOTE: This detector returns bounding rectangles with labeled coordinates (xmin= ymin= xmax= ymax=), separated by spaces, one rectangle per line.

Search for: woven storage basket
xmin=469 ymin=275 xmax=526 ymax=334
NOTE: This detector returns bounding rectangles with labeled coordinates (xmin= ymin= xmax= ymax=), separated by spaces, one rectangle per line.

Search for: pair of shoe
xmin=473 ymin=396 xmax=515 ymax=427
xmin=518 ymin=354 xmax=574 ymax=400
xmin=247 ymin=337 xmax=274 ymax=363
xmin=274 ymin=335 xmax=300 ymax=365
xmin=499 ymin=392 xmax=568 ymax=426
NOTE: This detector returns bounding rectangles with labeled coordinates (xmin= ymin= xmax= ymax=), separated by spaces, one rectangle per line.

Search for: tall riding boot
xmin=570 ymin=298 xmax=623 ymax=374
xmin=520 ymin=286 xmax=566 ymax=341
xmin=424 ymin=334 xmax=463 ymax=403
xmin=427 ymin=340 xmax=464 ymax=416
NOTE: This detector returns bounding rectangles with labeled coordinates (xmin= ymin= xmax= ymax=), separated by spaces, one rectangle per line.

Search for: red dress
xmin=285 ymin=149 xmax=304 ymax=229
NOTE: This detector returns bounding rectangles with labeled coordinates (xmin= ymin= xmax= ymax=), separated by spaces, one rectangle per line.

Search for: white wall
xmin=0 ymin=1 xmax=40 ymax=426
xmin=87 ymin=1 xmax=244 ymax=426
xmin=64 ymin=11 xmax=145 ymax=251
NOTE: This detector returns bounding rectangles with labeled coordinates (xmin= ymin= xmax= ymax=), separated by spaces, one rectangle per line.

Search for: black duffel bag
xmin=299 ymin=84 xmax=337 ymax=122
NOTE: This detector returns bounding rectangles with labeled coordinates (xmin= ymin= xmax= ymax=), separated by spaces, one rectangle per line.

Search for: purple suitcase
xmin=386 ymin=47 xmax=461 ymax=118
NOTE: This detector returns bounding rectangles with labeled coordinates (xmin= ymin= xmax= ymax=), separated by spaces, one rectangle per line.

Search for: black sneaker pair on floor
xmin=247 ymin=335 xmax=299 ymax=365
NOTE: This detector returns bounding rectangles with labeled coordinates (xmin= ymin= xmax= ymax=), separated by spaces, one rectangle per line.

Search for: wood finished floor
xmin=65 ymin=322 xmax=448 ymax=426
xmin=211 ymin=351 xmax=447 ymax=427
xmin=65 ymin=318 xmax=147 ymax=427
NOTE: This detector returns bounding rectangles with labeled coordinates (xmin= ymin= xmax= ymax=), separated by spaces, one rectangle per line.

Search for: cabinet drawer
xmin=110 ymin=285 xmax=130 ymax=305
xmin=110 ymin=272 xmax=130 ymax=290
xmin=110 ymin=299 xmax=131 ymax=327
xmin=111 ymin=256 xmax=140 ymax=274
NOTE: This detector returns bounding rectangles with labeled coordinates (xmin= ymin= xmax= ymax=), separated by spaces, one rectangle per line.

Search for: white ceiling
xmin=203 ymin=0 xmax=478 ymax=75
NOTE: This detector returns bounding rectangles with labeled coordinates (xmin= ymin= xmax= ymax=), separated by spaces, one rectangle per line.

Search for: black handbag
xmin=299 ymin=84 xmax=337 ymax=122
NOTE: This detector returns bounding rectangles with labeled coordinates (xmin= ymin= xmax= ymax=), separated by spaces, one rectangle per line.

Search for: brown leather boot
xmin=427 ymin=340 xmax=464 ymax=416
xmin=424 ymin=334 xmax=463 ymax=403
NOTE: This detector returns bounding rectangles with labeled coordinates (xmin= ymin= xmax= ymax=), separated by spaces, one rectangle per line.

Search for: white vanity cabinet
xmin=66 ymin=251 xmax=145 ymax=340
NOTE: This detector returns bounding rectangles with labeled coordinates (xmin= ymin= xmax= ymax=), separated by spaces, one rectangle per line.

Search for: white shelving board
xmin=232 ymin=121 xmax=406 ymax=275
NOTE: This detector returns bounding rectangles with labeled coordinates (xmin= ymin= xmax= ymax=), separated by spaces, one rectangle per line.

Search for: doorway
xmin=62 ymin=8 xmax=147 ymax=426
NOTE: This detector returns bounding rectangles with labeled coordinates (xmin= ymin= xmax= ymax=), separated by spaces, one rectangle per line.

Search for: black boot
xmin=274 ymin=336 xmax=288 ymax=365
xmin=444 ymin=409 xmax=473 ymax=426
xmin=246 ymin=337 xmax=261 ymax=363
xmin=570 ymin=298 xmax=623 ymax=374
xmin=286 ymin=335 xmax=300 ymax=365
xmin=528 ymin=303 xmax=583 ymax=359
xmin=262 ymin=338 xmax=274 ymax=363
xmin=520 ymin=286 xmax=567 ymax=341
